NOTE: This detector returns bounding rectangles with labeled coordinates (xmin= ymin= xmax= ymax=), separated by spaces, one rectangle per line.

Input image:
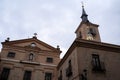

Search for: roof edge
xmin=57 ymin=38 xmax=120 ymax=70
xmin=75 ymin=21 xmax=99 ymax=33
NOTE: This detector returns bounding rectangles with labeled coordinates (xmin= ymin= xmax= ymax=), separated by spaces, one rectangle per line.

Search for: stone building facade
xmin=0 ymin=5 xmax=120 ymax=80
xmin=0 ymin=36 xmax=61 ymax=80
xmin=57 ymin=39 xmax=120 ymax=80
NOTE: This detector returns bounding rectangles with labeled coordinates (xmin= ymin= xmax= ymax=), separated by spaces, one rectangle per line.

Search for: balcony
xmin=58 ymin=75 xmax=62 ymax=80
xmin=66 ymin=66 xmax=72 ymax=77
xmin=92 ymin=61 xmax=106 ymax=73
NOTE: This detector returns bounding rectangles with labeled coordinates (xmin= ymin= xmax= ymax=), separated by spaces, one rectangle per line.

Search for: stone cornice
xmin=76 ymin=38 xmax=120 ymax=52
xmin=1 ymin=58 xmax=57 ymax=67
xmin=20 ymin=60 xmax=40 ymax=65
xmin=75 ymin=21 xmax=99 ymax=33
xmin=1 ymin=38 xmax=61 ymax=53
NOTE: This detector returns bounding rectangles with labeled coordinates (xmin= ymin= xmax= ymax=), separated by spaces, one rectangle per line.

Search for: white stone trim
xmin=1 ymin=58 xmax=20 ymax=62
xmin=1 ymin=58 xmax=57 ymax=67
xmin=20 ymin=60 xmax=40 ymax=65
xmin=40 ymin=63 xmax=57 ymax=67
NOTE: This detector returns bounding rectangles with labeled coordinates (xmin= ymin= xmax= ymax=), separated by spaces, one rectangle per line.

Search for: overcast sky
xmin=0 ymin=0 xmax=120 ymax=58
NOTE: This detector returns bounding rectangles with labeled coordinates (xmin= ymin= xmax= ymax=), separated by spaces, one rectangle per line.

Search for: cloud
xmin=0 ymin=0 xmax=120 ymax=56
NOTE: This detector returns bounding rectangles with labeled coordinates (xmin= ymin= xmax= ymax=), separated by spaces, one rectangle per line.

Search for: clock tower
xmin=75 ymin=5 xmax=101 ymax=42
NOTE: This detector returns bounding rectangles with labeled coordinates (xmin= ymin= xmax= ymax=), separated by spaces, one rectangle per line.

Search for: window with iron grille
xmin=92 ymin=54 xmax=101 ymax=70
xmin=92 ymin=54 xmax=106 ymax=72
xmin=0 ymin=68 xmax=10 ymax=80
xmin=66 ymin=60 xmax=72 ymax=77
xmin=7 ymin=52 xmax=16 ymax=58
xmin=58 ymin=70 xmax=62 ymax=80
xmin=45 ymin=73 xmax=52 ymax=80
xmin=23 ymin=71 xmax=32 ymax=80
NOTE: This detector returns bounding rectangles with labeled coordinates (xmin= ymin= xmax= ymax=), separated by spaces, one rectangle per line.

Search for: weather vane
xmin=81 ymin=1 xmax=84 ymax=7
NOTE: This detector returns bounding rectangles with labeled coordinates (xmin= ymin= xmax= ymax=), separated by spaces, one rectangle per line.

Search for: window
xmin=92 ymin=54 xmax=106 ymax=72
xmin=60 ymin=70 xmax=62 ymax=76
xmin=7 ymin=52 xmax=15 ymax=58
xmin=58 ymin=70 xmax=62 ymax=80
xmin=79 ymin=31 xmax=82 ymax=38
xmin=79 ymin=69 xmax=87 ymax=80
xmin=46 ymin=57 xmax=53 ymax=63
xmin=89 ymin=28 xmax=96 ymax=36
xmin=0 ymin=68 xmax=10 ymax=80
xmin=31 ymin=43 xmax=36 ymax=47
xmin=66 ymin=60 xmax=72 ymax=77
xmin=92 ymin=54 xmax=101 ymax=69
xmin=45 ymin=73 xmax=52 ymax=80
xmin=23 ymin=71 xmax=32 ymax=80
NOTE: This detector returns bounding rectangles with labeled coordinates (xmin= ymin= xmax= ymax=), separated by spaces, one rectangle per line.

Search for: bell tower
xmin=75 ymin=4 xmax=101 ymax=42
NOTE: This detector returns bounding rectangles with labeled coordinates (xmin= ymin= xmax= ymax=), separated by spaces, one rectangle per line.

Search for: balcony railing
xmin=58 ymin=75 xmax=62 ymax=80
xmin=66 ymin=66 xmax=72 ymax=77
xmin=92 ymin=61 xmax=106 ymax=72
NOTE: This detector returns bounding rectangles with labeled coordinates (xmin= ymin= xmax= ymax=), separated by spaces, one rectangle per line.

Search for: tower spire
xmin=81 ymin=2 xmax=89 ymax=22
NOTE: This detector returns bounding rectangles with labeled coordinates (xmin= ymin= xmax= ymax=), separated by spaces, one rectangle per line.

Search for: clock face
xmin=31 ymin=43 xmax=36 ymax=47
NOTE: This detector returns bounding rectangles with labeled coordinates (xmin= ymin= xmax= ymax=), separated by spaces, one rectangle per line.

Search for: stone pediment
xmin=2 ymin=37 xmax=59 ymax=52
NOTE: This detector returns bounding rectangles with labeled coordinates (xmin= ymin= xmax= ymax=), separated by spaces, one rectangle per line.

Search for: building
xmin=0 ymin=5 xmax=120 ymax=80
xmin=57 ymin=5 xmax=120 ymax=80
xmin=0 ymin=36 xmax=61 ymax=80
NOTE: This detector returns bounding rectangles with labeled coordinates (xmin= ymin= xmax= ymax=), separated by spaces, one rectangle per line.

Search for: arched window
xmin=29 ymin=53 xmax=34 ymax=61
xmin=31 ymin=43 xmax=36 ymax=47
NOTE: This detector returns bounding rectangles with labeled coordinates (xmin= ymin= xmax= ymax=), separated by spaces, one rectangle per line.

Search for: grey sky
xmin=0 ymin=0 xmax=120 ymax=57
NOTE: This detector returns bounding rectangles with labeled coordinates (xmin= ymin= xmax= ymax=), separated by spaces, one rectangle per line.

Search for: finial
xmin=81 ymin=1 xmax=89 ymax=22
xmin=33 ymin=33 xmax=37 ymax=39
xmin=5 ymin=37 xmax=10 ymax=42
xmin=57 ymin=45 xmax=60 ymax=50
